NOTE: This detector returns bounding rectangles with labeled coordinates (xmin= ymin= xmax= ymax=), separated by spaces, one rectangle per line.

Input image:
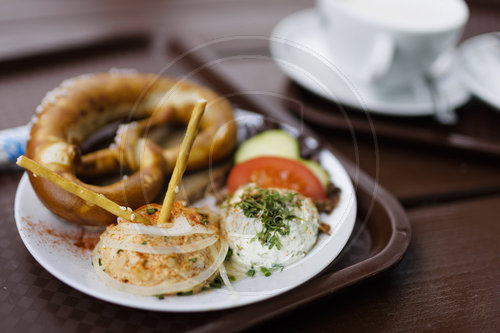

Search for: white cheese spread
xmin=222 ymin=184 xmax=320 ymax=271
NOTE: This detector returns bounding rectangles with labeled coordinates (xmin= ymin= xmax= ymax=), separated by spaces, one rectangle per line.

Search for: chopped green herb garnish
xmin=142 ymin=241 xmax=147 ymax=245
xmin=98 ymin=258 xmax=102 ymax=266
xmin=146 ymin=207 xmax=158 ymax=215
xmin=260 ymin=267 xmax=272 ymax=277
xmin=272 ymin=264 xmax=284 ymax=272
xmin=155 ymin=294 xmax=164 ymax=300
xmin=164 ymin=236 xmax=170 ymax=240
xmin=247 ymin=268 xmax=256 ymax=277
xmin=199 ymin=212 xmax=209 ymax=225
xmin=235 ymin=187 xmax=301 ymax=250
xmin=209 ymin=275 xmax=223 ymax=288
xmin=176 ymin=291 xmax=193 ymax=296
xmin=225 ymin=248 xmax=233 ymax=261
xmin=229 ymin=275 xmax=236 ymax=282
xmin=189 ymin=257 xmax=197 ymax=263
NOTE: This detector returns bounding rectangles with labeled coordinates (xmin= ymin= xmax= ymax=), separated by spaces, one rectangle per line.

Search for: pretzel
xmin=26 ymin=71 xmax=237 ymax=226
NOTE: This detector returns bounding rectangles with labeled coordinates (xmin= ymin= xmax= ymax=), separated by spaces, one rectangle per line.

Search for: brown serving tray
xmin=1 ymin=32 xmax=410 ymax=332
xmin=284 ymin=84 xmax=500 ymax=159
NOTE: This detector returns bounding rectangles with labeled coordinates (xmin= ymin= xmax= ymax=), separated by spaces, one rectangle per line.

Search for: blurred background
xmin=1 ymin=0 xmax=499 ymax=59
xmin=1 ymin=1 xmax=499 ymax=332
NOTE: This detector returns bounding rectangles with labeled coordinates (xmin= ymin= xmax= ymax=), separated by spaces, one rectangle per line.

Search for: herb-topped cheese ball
xmin=222 ymin=184 xmax=320 ymax=273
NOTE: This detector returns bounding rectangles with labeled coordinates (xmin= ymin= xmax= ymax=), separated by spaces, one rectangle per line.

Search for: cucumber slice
xmin=300 ymin=159 xmax=330 ymax=187
xmin=234 ymin=129 xmax=330 ymax=188
xmin=234 ymin=129 xmax=300 ymax=163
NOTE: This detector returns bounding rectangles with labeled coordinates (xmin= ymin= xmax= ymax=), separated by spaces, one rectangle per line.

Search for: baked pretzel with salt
xmin=26 ymin=71 xmax=236 ymax=226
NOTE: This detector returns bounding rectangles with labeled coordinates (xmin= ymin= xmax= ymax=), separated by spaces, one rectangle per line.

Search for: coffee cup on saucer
xmin=316 ymin=0 xmax=469 ymax=88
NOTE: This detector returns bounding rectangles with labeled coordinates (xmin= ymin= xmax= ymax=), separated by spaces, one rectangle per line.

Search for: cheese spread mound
xmin=222 ymin=184 xmax=320 ymax=272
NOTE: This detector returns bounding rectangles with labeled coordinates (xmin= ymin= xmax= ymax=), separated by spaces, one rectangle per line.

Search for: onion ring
xmin=92 ymin=239 xmax=228 ymax=296
xmin=99 ymin=234 xmax=219 ymax=254
xmin=111 ymin=219 xmax=217 ymax=237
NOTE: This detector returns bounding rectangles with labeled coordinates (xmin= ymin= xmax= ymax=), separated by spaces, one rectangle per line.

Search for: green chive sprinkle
xmin=146 ymin=207 xmax=158 ymax=215
xmin=260 ymin=267 xmax=272 ymax=277
xmin=209 ymin=276 xmax=223 ymax=288
xmin=225 ymin=248 xmax=233 ymax=261
xmin=235 ymin=187 xmax=301 ymax=250
xmin=199 ymin=212 xmax=209 ymax=225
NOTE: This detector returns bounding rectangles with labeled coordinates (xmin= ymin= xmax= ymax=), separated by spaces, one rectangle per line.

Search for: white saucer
xmin=269 ymin=9 xmax=470 ymax=116
xmin=457 ymin=32 xmax=500 ymax=110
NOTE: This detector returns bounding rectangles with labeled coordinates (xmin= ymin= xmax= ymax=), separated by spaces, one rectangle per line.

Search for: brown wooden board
xmin=0 ymin=32 xmax=411 ymax=332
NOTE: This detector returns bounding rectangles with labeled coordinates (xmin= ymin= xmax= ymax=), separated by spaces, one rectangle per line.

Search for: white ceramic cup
xmin=316 ymin=0 xmax=469 ymax=87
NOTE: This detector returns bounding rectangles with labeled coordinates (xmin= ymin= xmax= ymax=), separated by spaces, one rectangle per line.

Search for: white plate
xmin=457 ymin=32 xmax=500 ymax=110
xmin=269 ymin=9 xmax=470 ymax=116
xmin=14 ymin=110 xmax=356 ymax=312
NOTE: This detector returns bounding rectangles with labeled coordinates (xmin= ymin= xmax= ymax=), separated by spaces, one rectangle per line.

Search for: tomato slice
xmin=227 ymin=156 xmax=326 ymax=201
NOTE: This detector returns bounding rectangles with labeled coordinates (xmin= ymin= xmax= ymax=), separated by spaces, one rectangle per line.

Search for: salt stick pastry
xmin=17 ymin=155 xmax=150 ymax=225
xmin=158 ymin=99 xmax=207 ymax=223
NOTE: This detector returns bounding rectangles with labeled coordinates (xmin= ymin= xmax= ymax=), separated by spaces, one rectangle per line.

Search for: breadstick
xmin=158 ymin=99 xmax=207 ymax=223
xmin=17 ymin=155 xmax=150 ymax=224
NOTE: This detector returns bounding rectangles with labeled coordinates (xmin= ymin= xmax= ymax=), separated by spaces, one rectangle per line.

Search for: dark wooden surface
xmin=1 ymin=0 xmax=499 ymax=332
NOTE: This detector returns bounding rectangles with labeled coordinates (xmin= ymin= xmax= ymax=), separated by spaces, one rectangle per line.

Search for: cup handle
xmin=364 ymin=34 xmax=395 ymax=83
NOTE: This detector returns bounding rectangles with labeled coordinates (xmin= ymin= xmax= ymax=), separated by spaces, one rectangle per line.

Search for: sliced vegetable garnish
xmin=234 ymin=129 xmax=300 ymax=163
xmin=227 ymin=156 xmax=326 ymax=201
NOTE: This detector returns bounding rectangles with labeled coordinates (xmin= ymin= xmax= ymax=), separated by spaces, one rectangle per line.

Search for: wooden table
xmin=0 ymin=0 xmax=499 ymax=331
